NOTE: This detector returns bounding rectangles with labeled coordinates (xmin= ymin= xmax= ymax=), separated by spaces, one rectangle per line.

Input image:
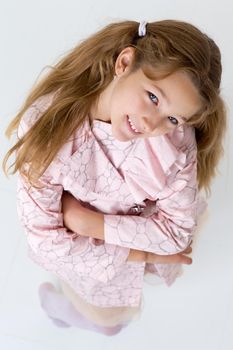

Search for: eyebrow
xmin=151 ymin=84 xmax=189 ymax=121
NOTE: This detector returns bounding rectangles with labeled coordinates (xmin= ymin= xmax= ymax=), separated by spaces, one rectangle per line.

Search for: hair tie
xmin=138 ymin=21 xmax=147 ymax=37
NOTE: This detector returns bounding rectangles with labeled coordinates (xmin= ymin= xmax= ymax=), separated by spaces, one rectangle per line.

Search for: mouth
xmin=126 ymin=115 xmax=143 ymax=135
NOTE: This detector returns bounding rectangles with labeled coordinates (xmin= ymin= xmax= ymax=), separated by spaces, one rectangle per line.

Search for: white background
xmin=0 ymin=0 xmax=232 ymax=349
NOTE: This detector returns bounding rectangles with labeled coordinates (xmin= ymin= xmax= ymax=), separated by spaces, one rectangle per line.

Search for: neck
xmin=89 ymin=80 xmax=116 ymax=123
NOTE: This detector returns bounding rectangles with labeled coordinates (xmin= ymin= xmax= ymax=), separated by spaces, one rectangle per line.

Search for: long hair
xmin=2 ymin=19 xmax=227 ymax=196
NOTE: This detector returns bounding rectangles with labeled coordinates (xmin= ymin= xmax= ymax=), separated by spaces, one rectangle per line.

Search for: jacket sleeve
xmin=16 ymin=96 xmax=130 ymax=286
xmin=104 ymin=141 xmax=202 ymax=255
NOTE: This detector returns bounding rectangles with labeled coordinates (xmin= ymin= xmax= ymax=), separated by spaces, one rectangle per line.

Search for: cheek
xmin=111 ymin=84 xmax=146 ymax=114
xmin=122 ymin=93 xmax=145 ymax=113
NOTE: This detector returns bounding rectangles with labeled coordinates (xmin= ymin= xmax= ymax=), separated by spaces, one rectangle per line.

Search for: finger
xmin=173 ymin=254 xmax=192 ymax=265
xmin=183 ymin=246 xmax=192 ymax=254
xmin=168 ymin=254 xmax=192 ymax=265
xmin=147 ymin=252 xmax=192 ymax=265
xmin=180 ymin=255 xmax=192 ymax=264
xmin=92 ymin=238 xmax=105 ymax=246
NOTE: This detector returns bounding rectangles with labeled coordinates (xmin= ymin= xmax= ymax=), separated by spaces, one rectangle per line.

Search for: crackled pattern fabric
xmin=16 ymin=92 xmax=207 ymax=307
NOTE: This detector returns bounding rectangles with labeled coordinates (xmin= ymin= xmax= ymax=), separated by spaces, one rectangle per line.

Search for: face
xmin=89 ymin=48 xmax=203 ymax=142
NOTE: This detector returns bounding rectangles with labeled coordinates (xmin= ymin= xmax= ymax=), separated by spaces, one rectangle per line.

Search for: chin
xmin=111 ymin=127 xmax=126 ymax=142
xmin=114 ymin=134 xmax=131 ymax=142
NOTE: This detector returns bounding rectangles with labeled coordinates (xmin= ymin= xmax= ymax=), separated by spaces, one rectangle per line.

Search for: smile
xmin=127 ymin=116 xmax=142 ymax=134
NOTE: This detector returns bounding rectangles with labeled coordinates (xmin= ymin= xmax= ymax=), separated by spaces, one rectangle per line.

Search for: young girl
xmin=2 ymin=19 xmax=226 ymax=336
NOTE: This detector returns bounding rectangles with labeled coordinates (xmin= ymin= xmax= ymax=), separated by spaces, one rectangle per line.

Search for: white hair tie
xmin=138 ymin=21 xmax=147 ymax=37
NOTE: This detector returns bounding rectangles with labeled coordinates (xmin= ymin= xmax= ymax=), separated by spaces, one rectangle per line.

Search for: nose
xmin=141 ymin=115 xmax=161 ymax=133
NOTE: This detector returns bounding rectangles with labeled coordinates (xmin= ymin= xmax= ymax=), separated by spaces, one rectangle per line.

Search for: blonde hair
xmin=2 ymin=19 xmax=227 ymax=197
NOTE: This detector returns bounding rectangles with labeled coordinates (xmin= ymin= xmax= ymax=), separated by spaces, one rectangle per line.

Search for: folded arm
xmin=63 ymin=144 xmax=199 ymax=257
xmin=61 ymin=191 xmax=193 ymax=265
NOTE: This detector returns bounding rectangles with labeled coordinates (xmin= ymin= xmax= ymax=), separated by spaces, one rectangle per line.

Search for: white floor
xmin=0 ymin=176 xmax=232 ymax=350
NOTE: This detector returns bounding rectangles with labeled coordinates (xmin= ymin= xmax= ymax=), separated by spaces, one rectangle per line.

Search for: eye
xmin=148 ymin=92 xmax=179 ymax=126
xmin=168 ymin=116 xmax=179 ymax=126
xmin=148 ymin=92 xmax=159 ymax=105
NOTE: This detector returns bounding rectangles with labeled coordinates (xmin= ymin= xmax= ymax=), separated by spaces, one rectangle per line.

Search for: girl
xmin=2 ymin=19 xmax=226 ymax=336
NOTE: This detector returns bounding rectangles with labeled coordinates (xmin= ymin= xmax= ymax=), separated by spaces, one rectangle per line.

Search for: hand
xmin=61 ymin=191 xmax=87 ymax=234
xmin=127 ymin=242 xmax=193 ymax=265
xmin=147 ymin=244 xmax=193 ymax=265
xmin=61 ymin=191 xmax=105 ymax=240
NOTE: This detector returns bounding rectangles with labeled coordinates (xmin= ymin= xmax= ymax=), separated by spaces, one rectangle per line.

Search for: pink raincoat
xmin=16 ymin=92 xmax=207 ymax=308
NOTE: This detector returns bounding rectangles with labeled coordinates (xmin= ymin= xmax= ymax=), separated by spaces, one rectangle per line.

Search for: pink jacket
xmin=16 ymin=92 xmax=207 ymax=307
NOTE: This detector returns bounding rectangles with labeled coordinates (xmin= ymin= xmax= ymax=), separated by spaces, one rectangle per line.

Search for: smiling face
xmin=89 ymin=47 xmax=203 ymax=141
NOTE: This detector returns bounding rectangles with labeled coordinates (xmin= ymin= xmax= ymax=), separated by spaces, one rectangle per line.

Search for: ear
xmin=114 ymin=46 xmax=135 ymax=77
